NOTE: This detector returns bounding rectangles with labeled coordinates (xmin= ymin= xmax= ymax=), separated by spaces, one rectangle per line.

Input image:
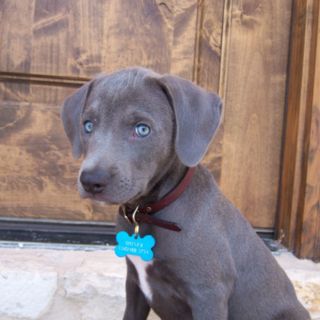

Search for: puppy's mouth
xmin=79 ymin=189 xmax=122 ymax=205
xmin=77 ymin=181 xmax=140 ymax=206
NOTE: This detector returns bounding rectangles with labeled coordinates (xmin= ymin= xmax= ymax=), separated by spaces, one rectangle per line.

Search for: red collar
xmin=119 ymin=167 xmax=196 ymax=232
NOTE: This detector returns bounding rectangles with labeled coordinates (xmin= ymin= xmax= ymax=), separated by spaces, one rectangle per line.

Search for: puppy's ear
xmin=156 ymin=75 xmax=222 ymax=167
xmin=61 ymin=81 xmax=93 ymax=159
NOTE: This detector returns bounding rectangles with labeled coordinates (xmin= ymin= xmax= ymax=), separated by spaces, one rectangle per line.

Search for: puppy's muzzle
xmin=80 ymin=169 xmax=107 ymax=194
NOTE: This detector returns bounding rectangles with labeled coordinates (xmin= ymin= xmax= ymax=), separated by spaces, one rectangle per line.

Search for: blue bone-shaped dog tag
xmin=115 ymin=231 xmax=156 ymax=261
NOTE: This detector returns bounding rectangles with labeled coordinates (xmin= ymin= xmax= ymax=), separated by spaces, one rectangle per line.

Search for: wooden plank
xmin=101 ymin=0 xmax=172 ymax=75
xmin=0 ymin=0 xmax=34 ymax=73
xmin=0 ymin=81 xmax=74 ymax=106
xmin=295 ymin=0 xmax=320 ymax=260
xmin=194 ymin=0 xmax=224 ymax=92
xmin=276 ymin=0 xmax=320 ymax=261
xmin=0 ymin=71 xmax=90 ymax=87
xmin=195 ymin=0 xmax=225 ymax=182
xmin=169 ymin=0 xmax=198 ymax=79
xmin=289 ymin=0 xmax=318 ymax=247
xmin=219 ymin=0 xmax=292 ymax=228
xmin=276 ymin=0 xmax=308 ymax=247
xmin=298 ymin=68 xmax=320 ymax=260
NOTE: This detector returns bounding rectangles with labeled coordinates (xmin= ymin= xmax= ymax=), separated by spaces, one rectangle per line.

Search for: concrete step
xmin=0 ymin=242 xmax=319 ymax=320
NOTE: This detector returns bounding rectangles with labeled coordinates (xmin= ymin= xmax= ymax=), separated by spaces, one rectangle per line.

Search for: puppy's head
xmin=61 ymin=67 xmax=222 ymax=205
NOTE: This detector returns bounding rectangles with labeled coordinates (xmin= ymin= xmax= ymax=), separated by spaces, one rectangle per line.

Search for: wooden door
xmin=0 ymin=0 xmax=292 ymax=230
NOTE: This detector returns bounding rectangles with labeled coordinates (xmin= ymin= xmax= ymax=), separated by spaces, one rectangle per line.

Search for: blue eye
xmin=135 ymin=123 xmax=151 ymax=137
xmin=84 ymin=120 xmax=93 ymax=133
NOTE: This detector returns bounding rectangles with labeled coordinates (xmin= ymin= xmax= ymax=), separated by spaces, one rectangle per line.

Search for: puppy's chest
xmin=127 ymin=256 xmax=187 ymax=303
xmin=127 ymin=255 xmax=154 ymax=301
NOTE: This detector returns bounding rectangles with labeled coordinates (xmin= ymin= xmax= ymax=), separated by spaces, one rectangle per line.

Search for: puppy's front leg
xmin=123 ymin=259 xmax=150 ymax=320
xmin=189 ymin=284 xmax=230 ymax=320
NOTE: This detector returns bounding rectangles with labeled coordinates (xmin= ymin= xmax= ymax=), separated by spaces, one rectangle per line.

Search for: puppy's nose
xmin=80 ymin=169 xmax=107 ymax=194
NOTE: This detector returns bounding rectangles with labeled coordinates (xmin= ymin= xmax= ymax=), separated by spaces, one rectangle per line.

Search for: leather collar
xmin=119 ymin=167 xmax=196 ymax=232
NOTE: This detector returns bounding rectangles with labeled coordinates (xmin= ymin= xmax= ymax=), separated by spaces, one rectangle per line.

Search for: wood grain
xmin=0 ymin=0 xmax=199 ymax=78
xmin=290 ymin=0 xmax=318 ymax=247
xmin=277 ymin=0 xmax=320 ymax=260
xmin=169 ymin=0 xmax=198 ymax=79
xmin=219 ymin=0 xmax=292 ymax=228
xmin=296 ymin=0 xmax=320 ymax=260
xmin=195 ymin=0 xmax=225 ymax=182
xmin=276 ymin=0 xmax=308 ymax=247
xmin=299 ymin=89 xmax=320 ymax=260
xmin=0 ymin=1 xmax=34 ymax=74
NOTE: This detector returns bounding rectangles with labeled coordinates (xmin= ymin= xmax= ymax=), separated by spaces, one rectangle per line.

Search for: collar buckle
xmin=119 ymin=167 xmax=196 ymax=232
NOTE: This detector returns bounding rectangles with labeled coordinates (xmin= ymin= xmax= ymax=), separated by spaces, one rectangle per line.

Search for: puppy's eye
xmin=135 ymin=123 xmax=151 ymax=137
xmin=83 ymin=120 xmax=94 ymax=133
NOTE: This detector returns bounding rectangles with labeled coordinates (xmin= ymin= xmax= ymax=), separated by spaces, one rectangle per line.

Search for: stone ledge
xmin=0 ymin=243 xmax=318 ymax=320
xmin=0 ymin=246 xmax=128 ymax=320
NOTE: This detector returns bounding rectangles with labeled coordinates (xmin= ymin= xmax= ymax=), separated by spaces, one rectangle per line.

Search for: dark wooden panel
xmin=218 ymin=0 xmax=292 ymax=228
xmin=277 ymin=0 xmax=320 ymax=260
xmin=0 ymin=71 xmax=89 ymax=87
xmin=296 ymin=0 xmax=320 ymax=261
xmin=276 ymin=0 xmax=308 ymax=250
xmin=298 ymin=77 xmax=320 ymax=260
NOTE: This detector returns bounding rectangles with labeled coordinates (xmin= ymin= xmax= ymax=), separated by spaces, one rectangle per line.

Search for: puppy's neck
xmin=128 ymin=159 xmax=188 ymax=209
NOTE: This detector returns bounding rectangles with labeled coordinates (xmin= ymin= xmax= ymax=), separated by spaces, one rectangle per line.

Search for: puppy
xmin=61 ymin=67 xmax=310 ymax=320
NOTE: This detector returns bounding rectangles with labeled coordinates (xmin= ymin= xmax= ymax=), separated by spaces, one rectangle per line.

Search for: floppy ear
xmin=156 ymin=75 xmax=222 ymax=167
xmin=61 ymin=81 xmax=93 ymax=158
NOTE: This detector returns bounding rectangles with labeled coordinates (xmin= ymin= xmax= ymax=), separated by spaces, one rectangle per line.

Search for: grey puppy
xmin=61 ymin=67 xmax=310 ymax=320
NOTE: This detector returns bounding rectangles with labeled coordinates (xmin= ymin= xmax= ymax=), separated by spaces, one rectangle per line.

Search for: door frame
xmin=276 ymin=0 xmax=320 ymax=261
